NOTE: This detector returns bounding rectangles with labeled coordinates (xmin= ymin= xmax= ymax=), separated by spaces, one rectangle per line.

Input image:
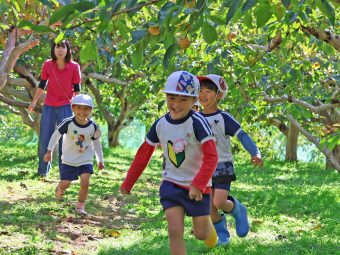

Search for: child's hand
xmin=189 ymin=185 xmax=203 ymax=201
xmin=98 ymin=162 xmax=104 ymax=170
xmin=43 ymin=151 xmax=52 ymax=162
xmin=251 ymin=155 xmax=263 ymax=168
xmin=119 ymin=186 xmax=130 ymax=195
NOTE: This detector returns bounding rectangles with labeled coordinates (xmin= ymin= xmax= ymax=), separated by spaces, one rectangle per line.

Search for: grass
xmin=0 ymin=142 xmax=339 ymax=254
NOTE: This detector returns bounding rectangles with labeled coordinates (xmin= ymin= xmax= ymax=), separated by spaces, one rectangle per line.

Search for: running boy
xmin=44 ymin=94 xmax=104 ymax=215
xmin=198 ymin=74 xmax=263 ymax=245
xmin=120 ymin=71 xmax=219 ymax=253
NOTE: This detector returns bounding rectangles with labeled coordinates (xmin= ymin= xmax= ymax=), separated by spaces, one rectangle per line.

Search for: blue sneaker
xmin=213 ymin=214 xmax=230 ymax=245
xmin=227 ymin=196 xmax=249 ymax=237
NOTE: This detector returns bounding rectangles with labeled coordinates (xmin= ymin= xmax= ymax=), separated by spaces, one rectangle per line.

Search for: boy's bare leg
xmin=165 ymin=206 xmax=186 ymax=255
xmin=78 ymin=173 xmax=91 ymax=202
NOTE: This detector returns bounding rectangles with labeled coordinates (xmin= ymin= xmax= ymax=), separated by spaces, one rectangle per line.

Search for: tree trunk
xmin=326 ymin=145 xmax=340 ymax=170
xmin=108 ymin=123 xmax=125 ymax=147
xmin=285 ymin=123 xmax=299 ymax=161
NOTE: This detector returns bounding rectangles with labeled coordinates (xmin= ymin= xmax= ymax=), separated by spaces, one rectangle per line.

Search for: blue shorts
xmin=212 ymin=162 xmax=235 ymax=190
xmin=60 ymin=163 xmax=93 ymax=181
xmin=159 ymin=181 xmax=210 ymax=217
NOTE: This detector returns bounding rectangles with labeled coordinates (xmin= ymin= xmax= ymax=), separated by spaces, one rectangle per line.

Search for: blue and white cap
xmin=163 ymin=71 xmax=200 ymax=97
xmin=71 ymin=94 xmax=94 ymax=108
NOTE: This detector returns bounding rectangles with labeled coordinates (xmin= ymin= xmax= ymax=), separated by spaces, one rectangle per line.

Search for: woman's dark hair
xmin=51 ymin=40 xmax=72 ymax=62
xmin=200 ymin=80 xmax=218 ymax=93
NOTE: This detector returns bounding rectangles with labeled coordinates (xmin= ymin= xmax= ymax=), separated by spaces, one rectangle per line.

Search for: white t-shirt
xmin=199 ymin=110 xmax=241 ymax=163
xmin=47 ymin=117 xmax=103 ymax=166
xmin=146 ymin=110 xmax=214 ymax=188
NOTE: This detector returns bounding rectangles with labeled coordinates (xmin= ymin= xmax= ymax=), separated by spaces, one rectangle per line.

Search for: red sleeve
xmin=191 ymin=139 xmax=218 ymax=192
xmin=120 ymin=141 xmax=156 ymax=192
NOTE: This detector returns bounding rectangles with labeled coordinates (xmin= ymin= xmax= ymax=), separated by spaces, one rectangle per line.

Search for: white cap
xmin=163 ymin=71 xmax=200 ymax=97
xmin=71 ymin=94 xmax=94 ymax=108
xmin=197 ymin=74 xmax=228 ymax=98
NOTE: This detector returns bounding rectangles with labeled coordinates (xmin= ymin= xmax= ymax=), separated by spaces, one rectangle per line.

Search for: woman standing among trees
xmin=28 ymin=40 xmax=81 ymax=179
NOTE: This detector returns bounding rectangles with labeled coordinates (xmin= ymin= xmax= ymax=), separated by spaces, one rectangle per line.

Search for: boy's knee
xmin=193 ymin=229 xmax=208 ymax=240
xmin=168 ymin=226 xmax=183 ymax=240
xmin=213 ymin=198 xmax=226 ymax=209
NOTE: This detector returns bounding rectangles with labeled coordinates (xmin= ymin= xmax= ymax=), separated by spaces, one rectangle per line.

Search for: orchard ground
xmin=0 ymin=142 xmax=338 ymax=255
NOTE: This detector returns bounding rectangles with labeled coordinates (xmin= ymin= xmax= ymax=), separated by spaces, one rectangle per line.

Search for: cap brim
xmin=162 ymin=90 xmax=197 ymax=97
xmin=72 ymin=103 xmax=93 ymax=108
xmin=197 ymin=76 xmax=213 ymax=82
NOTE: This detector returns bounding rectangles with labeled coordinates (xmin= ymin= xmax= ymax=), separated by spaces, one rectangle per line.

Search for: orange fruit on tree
xmin=148 ymin=26 xmax=160 ymax=36
xmin=178 ymin=38 xmax=190 ymax=50
xmin=227 ymin=32 xmax=237 ymax=41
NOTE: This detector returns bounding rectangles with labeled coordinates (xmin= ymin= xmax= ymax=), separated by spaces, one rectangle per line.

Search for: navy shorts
xmin=159 ymin=181 xmax=210 ymax=217
xmin=212 ymin=162 xmax=235 ymax=191
xmin=60 ymin=163 xmax=93 ymax=181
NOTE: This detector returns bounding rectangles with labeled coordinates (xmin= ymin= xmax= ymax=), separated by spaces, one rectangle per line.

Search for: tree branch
xmin=0 ymin=94 xmax=42 ymax=113
xmin=111 ymin=0 xmax=161 ymax=18
xmin=0 ymin=35 xmax=39 ymax=90
xmin=83 ymin=73 xmax=129 ymax=85
xmin=287 ymin=115 xmax=340 ymax=172
xmin=300 ymin=25 xmax=340 ymax=52
xmin=263 ymin=92 xmax=340 ymax=114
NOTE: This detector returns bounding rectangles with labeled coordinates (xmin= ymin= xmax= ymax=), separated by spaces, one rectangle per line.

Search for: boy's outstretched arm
xmin=237 ymin=130 xmax=263 ymax=167
xmin=93 ymin=139 xmax=104 ymax=170
xmin=120 ymin=141 xmax=156 ymax=194
xmin=43 ymin=130 xmax=62 ymax=162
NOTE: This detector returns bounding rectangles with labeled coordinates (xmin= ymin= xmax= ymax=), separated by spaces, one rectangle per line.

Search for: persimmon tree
xmin=0 ymin=0 xmax=339 ymax=170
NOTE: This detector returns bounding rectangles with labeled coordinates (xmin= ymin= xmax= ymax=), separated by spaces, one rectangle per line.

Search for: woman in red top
xmin=28 ymin=40 xmax=81 ymax=178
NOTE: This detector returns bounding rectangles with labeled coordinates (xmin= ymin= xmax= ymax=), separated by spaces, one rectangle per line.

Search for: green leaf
xmin=131 ymin=42 xmax=143 ymax=69
xmin=111 ymin=0 xmax=123 ymax=13
xmin=255 ymin=2 xmax=273 ymax=27
xmin=116 ymin=19 xmax=130 ymax=40
xmin=49 ymin=5 xmax=75 ymax=25
xmin=316 ymin=0 xmax=335 ymax=26
xmin=73 ymin=1 xmax=95 ymax=12
xmin=273 ymin=2 xmax=284 ymax=20
xmin=0 ymin=2 xmax=8 ymax=16
xmin=202 ymin=22 xmax=217 ymax=44
xmin=126 ymin=0 xmax=138 ymax=8
xmin=126 ymin=0 xmax=139 ymax=16
xmin=243 ymin=13 xmax=253 ymax=28
xmin=18 ymin=20 xmax=53 ymax=33
xmin=99 ymin=7 xmax=112 ymax=23
xmin=241 ymin=0 xmax=257 ymax=13
xmin=11 ymin=0 xmax=21 ymax=12
xmin=163 ymin=43 xmax=178 ymax=69
xmin=281 ymin=0 xmax=291 ymax=9
xmin=158 ymin=2 xmax=176 ymax=27
xmin=130 ymin=29 xmax=147 ymax=44
xmin=80 ymin=40 xmax=98 ymax=63
xmin=0 ymin=23 xmax=9 ymax=29
xmin=226 ymin=0 xmax=241 ymax=25
xmin=54 ymin=31 xmax=65 ymax=43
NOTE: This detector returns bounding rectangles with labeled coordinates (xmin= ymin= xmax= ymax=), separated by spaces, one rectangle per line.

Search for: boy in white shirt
xmin=198 ymin=74 xmax=263 ymax=245
xmin=44 ymin=94 xmax=104 ymax=215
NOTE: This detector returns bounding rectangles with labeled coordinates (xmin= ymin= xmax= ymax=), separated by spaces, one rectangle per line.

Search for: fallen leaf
xmin=103 ymin=229 xmax=121 ymax=237
xmin=310 ymin=224 xmax=322 ymax=231
xmin=252 ymin=219 xmax=264 ymax=225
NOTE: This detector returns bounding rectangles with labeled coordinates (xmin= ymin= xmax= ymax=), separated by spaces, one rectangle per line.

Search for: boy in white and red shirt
xmin=120 ymin=71 xmax=219 ymax=253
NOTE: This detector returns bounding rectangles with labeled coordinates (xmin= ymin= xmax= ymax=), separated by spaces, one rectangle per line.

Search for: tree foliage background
xmin=0 ymin=0 xmax=339 ymax=170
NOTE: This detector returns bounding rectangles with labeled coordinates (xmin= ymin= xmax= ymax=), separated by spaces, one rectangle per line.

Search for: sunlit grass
xmin=0 ymin=142 xmax=339 ymax=254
